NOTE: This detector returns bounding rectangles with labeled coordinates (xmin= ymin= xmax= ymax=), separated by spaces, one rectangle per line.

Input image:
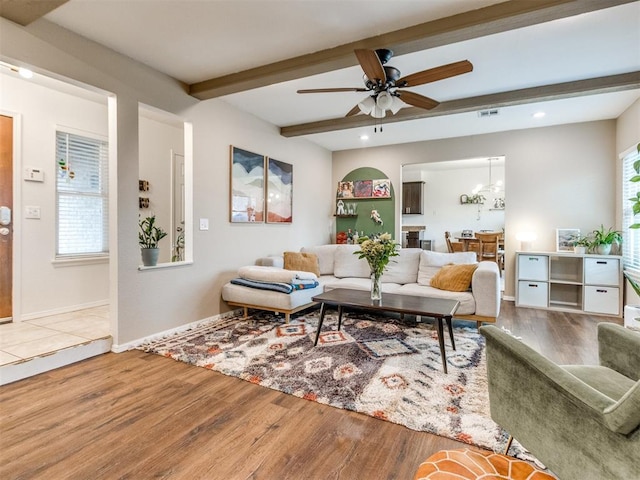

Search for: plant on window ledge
xmin=139 ymin=215 xmax=167 ymax=266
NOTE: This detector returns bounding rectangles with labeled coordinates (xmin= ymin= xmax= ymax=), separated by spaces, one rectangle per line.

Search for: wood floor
xmin=0 ymin=302 xmax=621 ymax=480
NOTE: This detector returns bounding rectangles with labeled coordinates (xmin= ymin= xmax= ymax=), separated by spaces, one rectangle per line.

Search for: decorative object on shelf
xmin=370 ymin=209 xmax=383 ymax=226
xmin=230 ymin=146 xmax=265 ymax=223
xmin=336 ymin=231 xmax=347 ymax=244
xmin=138 ymin=179 xmax=149 ymax=192
xmin=354 ymin=232 xmax=399 ymax=300
xmin=336 ymin=199 xmax=345 ymax=215
xmin=139 ymin=215 xmax=168 ymax=267
xmin=493 ymin=197 xmax=505 ymax=209
xmin=572 ymin=236 xmax=591 ymax=254
xmin=338 ymin=179 xmax=392 ymax=199
xmin=347 ymin=202 xmax=356 ymax=215
xmin=266 ymin=158 xmax=292 ymax=223
xmin=459 ymin=193 xmax=486 ymax=204
xmin=139 ymin=197 xmax=150 ymax=209
xmin=590 ymin=225 xmax=622 ymax=255
xmin=516 ymin=231 xmax=536 ymax=251
xmin=337 ymin=181 xmax=354 ymax=198
xmin=556 ymin=228 xmax=581 ymax=252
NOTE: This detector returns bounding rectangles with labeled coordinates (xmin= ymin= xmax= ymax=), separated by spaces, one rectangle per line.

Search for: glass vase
xmin=371 ymin=271 xmax=382 ymax=301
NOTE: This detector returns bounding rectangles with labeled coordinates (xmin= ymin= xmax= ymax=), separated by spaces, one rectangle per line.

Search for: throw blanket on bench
xmin=230 ymin=277 xmax=319 ymax=294
xmin=238 ymin=265 xmax=317 ymax=284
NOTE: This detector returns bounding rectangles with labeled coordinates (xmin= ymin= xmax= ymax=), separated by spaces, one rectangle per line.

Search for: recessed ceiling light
xmin=360 ymin=134 xmax=369 ymax=140
xmin=17 ymin=67 xmax=34 ymax=79
xmin=533 ymin=111 xmax=546 ymax=119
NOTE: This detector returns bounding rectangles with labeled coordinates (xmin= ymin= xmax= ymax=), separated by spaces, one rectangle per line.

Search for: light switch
xmin=199 ymin=218 xmax=209 ymax=231
xmin=25 ymin=206 xmax=41 ymax=219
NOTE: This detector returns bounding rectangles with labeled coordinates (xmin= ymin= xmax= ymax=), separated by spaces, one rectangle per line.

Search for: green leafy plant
xmin=629 ymin=143 xmax=640 ymax=229
xmin=590 ymin=225 xmax=622 ymax=246
xmin=138 ymin=215 xmax=167 ymax=249
xmin=573 ymin=236 xmax=591 ymax=247
xmin=354 ymin=232 xmax=399 ymax=277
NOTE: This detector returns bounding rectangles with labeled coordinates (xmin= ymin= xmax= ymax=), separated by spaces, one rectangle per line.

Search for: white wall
xmin=1 ymin=17 xmax=332 ymax=345
xmin=402 ymin=163 xmax=505 ymax=252
xmin=334 ymin=120 xmax=617 ymax=298
xmin=0 ymin=73 xmax=109 ymax=317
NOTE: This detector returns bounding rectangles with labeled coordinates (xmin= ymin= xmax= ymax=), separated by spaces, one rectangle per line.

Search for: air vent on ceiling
xmin=478 ymin=108 xmax=500 ymax=118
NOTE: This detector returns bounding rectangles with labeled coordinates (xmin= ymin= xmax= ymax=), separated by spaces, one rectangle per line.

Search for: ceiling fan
xmin=297 ymin=48 xmax=473 ymax=118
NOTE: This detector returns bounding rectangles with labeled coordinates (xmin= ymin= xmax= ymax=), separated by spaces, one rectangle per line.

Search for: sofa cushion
xmin=333 ymin=244 xmax=370 ymax=278
xmin=301 ymin=245 xmax=338 ymax=275
xmin=381 ymin=248 xmax=421 ymax=284
xmin=430 ymin=263 xmax=478 ymax=292
xmin=323 ymin=277 xmax=403 ymax=294
xmin=418 ymin=250 xmax=477 ymax=286
xmin=283 ymin=251 xmax=320 ymax=276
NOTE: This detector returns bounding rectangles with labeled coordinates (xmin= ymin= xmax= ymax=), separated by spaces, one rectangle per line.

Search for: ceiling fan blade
xmin=345 ymin=104 xmax=361 ymax=117
xmin=297 ymin=87 xmax=368 ymax=93
xmin=397 ymin=90 xmax=440 ymax=110
xmin=397 ymin=60 xmax=473 ymax=87
xmin=354 ymin=49 xmax=386 ymax=83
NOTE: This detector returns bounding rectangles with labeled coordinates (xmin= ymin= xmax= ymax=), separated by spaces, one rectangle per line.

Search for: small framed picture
xmin=556 ymin=228 xmax=580 ymax=252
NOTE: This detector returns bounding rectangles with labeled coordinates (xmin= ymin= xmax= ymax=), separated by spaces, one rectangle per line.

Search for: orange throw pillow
xmin=430 ymin=263 xmax=478 ymax=292
xmin=283 ymin=252 xmax=320 ymax=277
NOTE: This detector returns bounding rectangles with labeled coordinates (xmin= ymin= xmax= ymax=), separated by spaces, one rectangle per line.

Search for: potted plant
xmin=590 ymin=225 xmax=622 ymax=255
xmin=139 ymin=215 xmax=167 ymax=266
xmin=624 ymin=143 xmax=640 ymax=330
xmin=573 ymin=236 xmax=591 ymax=255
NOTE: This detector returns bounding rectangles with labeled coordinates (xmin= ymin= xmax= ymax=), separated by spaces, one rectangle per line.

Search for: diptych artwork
xmin=230 ymin=146 xmax=265 ymax=223
xmin=266 ymin=158 xmax=293 ymax=223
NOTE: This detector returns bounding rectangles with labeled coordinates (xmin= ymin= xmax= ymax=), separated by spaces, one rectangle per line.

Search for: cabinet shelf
xmin=516 ymin=251 xmax=622 ymax=317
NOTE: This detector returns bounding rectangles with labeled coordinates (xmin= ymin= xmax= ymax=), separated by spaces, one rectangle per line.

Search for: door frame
xmin=1 ymin=110 xmax=22 ymax=323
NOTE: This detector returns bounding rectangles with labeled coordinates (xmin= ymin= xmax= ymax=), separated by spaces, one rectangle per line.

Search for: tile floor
xmin=0 ymin=306 xmax=111 ymax=366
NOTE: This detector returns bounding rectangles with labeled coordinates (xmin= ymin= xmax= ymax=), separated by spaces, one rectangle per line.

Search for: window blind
xmin=622 ymin=145 xmax=640 ymax=276
xmin=56 ymin=131 xmax=109 ymax=257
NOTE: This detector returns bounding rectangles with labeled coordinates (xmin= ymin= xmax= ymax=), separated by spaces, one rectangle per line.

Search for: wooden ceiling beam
xmin=0 ymin=0 xmax=69 ymax=26
xmin=189 ymin=0 xmax=636 ymax=100
xmin=280 ymin=71 xmax=640 ymax=137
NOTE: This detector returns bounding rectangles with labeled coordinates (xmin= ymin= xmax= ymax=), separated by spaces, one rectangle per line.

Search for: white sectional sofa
xmin=221 ymin=244 xmax=501 ymax=326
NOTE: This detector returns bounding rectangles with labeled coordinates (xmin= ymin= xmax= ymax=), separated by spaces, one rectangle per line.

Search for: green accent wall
xmin=335 ymin=167 xmax=396 ymax=240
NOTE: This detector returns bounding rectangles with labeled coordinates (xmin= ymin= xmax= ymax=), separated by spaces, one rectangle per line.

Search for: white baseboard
xmin=503 ymin=295 xmax=515 ymax=302
xmin=20 ymin=300 xmax=109 ymax=322
xmin=111 ymin=309 xmax=242 ymax=353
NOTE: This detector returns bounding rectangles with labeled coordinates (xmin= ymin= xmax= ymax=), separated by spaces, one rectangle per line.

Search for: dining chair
xmin=444 ymin=231 xmax=464 ymax=253
xmin=475 ymin=231 xmax=504 ymax=268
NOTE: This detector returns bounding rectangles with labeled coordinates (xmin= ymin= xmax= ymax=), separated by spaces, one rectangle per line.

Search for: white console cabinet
xmin=516 ymin=251 xmax=622 ymax=317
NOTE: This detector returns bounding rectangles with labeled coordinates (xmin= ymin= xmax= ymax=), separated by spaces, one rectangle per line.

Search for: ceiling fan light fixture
xmin=371 ymin=105 xmax=386 ymax=119
xmin=376 ymin=91 xmax=394 ymax=111
xmin=358 ymin=96 xmax=375 ymax=115
xmin=389 ymin=95 xmax=403 ymax=114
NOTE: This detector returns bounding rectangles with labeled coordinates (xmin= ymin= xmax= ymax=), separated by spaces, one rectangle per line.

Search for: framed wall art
xmin=556 ymin=228 xmax=580 ymax=252
xmin=266 ymin=158 xmax=293 ymax=223
xmin=230 ymin=146 xmax=265 ymax=223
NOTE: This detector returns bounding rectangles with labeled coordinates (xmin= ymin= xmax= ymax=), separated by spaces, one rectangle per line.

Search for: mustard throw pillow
xmin=430 ymin=263 xmax=478 ymax=292
xmin=283 ymin=252 xmax=321 ymax=277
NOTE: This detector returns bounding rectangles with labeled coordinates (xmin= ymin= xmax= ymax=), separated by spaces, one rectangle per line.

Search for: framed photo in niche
xmin=230 ymin=146 xmax=265 ymax=223
xmin=266 ymin=158 xmax=292 ymax=223
xmin=556 ymin=228 xmax=580 ymax=252
xmin=337 ymin=181 xmax=354 ymax=198
xmin=354 ymin=180 xmax=373 ymax=198
xmin=372 ymin=179 xmax=391 ymax=198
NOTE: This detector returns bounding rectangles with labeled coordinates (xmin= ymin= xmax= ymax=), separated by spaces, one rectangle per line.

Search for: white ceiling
xmin=42 ymin=0 xmax=640 ymax=151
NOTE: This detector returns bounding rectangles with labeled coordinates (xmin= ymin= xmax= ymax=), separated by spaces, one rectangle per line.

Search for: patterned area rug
xmin=139 ymin=309 xmax=528 ymax=458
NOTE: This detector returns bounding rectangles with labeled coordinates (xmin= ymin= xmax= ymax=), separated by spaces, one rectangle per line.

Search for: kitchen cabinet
xmin=402 ymin=182 xmax=423 ymax=214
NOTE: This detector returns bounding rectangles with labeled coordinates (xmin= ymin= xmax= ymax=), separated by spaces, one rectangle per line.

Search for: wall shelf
xmin=334 ymin=214 xmax=357 ymax=218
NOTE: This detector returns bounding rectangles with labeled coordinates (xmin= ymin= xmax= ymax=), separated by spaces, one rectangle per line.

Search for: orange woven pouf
xmin=414 ymin=448 xmax=556 ymax=480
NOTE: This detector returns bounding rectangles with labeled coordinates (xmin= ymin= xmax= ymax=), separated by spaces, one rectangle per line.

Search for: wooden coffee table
xmin=312 ymin=288 xmax=459 ymax=373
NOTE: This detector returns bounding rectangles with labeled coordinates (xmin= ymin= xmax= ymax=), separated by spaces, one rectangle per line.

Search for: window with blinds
xmin=55 ymin=131 xmax=109 ymax=257
xmin=622 ymin=144 xmax=640 ymax=277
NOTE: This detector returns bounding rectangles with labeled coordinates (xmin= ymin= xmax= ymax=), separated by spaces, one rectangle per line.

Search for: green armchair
xmin=479 ymin=323 xmax=640 ymax=480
